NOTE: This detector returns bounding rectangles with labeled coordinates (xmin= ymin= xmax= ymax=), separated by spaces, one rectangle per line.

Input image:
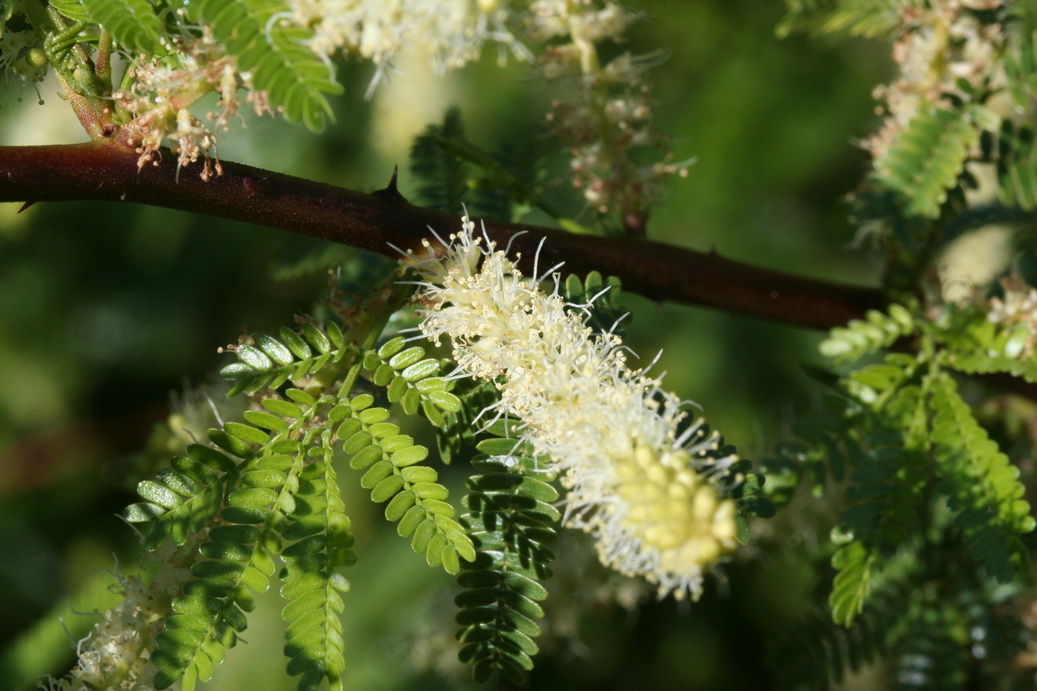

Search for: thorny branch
xmin=0 ymin=142 xmax=885 ymax=330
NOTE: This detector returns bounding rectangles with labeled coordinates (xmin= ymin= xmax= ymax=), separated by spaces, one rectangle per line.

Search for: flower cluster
xmin=863 ymin=0 xmax=1008 ymax=159
xmin=284 ymin=0 xmax=527 ymax=90
xmin=987 ymin=274 xmax=1037 ymax=358
xmin=280 ymin=0 xmax=688 ymax=222
xmin=408 ymin=218 xmax=740 ymax=599
xmin=39 ymin=540 xmax=199 ymax=691
xmin=115 ymin=27 xmax=272 ymax=178
xmin=0 ymin=30 xmax=48 ymax=102
xmin=528 ymin=0 xmax=691 ymax=227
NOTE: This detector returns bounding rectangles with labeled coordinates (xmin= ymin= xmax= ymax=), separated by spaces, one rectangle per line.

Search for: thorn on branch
xmin=373 ymin=166 xmax=405 ymax=201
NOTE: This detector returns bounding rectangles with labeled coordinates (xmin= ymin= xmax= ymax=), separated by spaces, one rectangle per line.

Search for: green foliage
xmin=829 ymin=358 xmax=928 ymax=625
xmin=47 ymin=0 xmax=93 ymax=25
xmin=278 ymin=450 xmax=353 ymax=691
xmin=181 ymin=0 xmax=342 ymax=130
xmin=819 ymin=303 xmax=916 ymax=363
xmin=730 ymin=465 xmax=777 ymax=540
xmin=760 ymin=395 xmax=864 ymax=506
xmin=219 ymin=323 xmax=353 ymax=396
xmin=777 ymin=0 xmax=918 ymax=38
xmin=124 ymin=440 xmax=238 ymax=550
xmin=23 ymin=3 xmax=1037 ymax=688
xmin=360 ymin=336 xmax=462 ymax=428
xmin=410 ymin=107 xmax=471 ymax=213
xmin=930 ymin=300 xmax=1037 ymax=383
xmin=772 ymin=298 xmax=1037 ymax=635
xmin=777 ymin=573 xmax=1033 ymax=690
xmin=773 ymin=579 xmax=908 ymax=690
xmin=142 ymin=385 xmax=340 ymax=689
xmin=561 ymin=270 xmax=626 ymax=337
xmin=892 ymin=607 xmax=968 ymax=690
xmin=928 ymin=372 xmax=1033 ymax=581
xmin=979 ymin=121 xmax=1037 ymax=211
xmin=455 ymin=422 xmax=558 ymax=684
xmin=125 ymin=303 xmax=479 ymax=689
xmin=436 ymin=377 xmax=500 ymax=465
xmin=409 ymin=107 xmax=568 ymax=225
xmin=1002 ymin=29 xmax=1037 ymax=110
xmin=78 ymin=0 xmax=164 ymax=54
xmin=874 ymin=105 xmax=978 ymax=219
xmin=334 ymin=391 xmax=474 ymax=573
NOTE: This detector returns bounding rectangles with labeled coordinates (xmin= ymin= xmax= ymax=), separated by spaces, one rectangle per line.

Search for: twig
xmin=0 ymin=142 xmax=886 ymax=330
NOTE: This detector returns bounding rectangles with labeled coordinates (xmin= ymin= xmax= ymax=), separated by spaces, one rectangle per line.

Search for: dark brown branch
xmin=0 ymin=143 xmax=886 ymax=330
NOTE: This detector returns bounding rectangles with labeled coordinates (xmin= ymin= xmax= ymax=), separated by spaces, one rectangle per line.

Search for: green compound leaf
xmin=829 ymin=541 xmax=875 ymax=627
xmin=777 ymin=0 xmax=909 ymax=39
xmin=820 ymin=304 xmax=917 ymax=364
xmin=154 ymin=526 xmax=273 ymax=689
xmin=124 ymin=443 xmax=238 ymax=550
xmin=79 ymin=0 xmax=164 ymax=54
xmin=1002 ymin=29 xmax=1037 ymax=122
xmin=980 ymin=121 xmax=1037 ymax=210
xmin=336 ymin=395 xmax=474 ymax=573
xmin=928 ymin=372 xmax=1034 ymax=581
xmin=153 ymin=441 xmax=311 ymax=690
xmin=219 ymin=324 xmax=355 ymax=396
xmin=362 ymin=343 xmax=460 ymax=426
xmin=409 ymin=107 xmax=471 ymax=212
xmin=874 ymin=104 xmax=978 ymax=219
xmin=456 ymin=449 xmax=558 ymax=684
xmin=931 ymin=293 xmax=1037 ymax=384
xmin=278 ymin=456 xmax=353 ymax=691
xmin=773 ymin=578 xmax=910 ymax=690
xmin=182 ymin=0 xmax=342 ymax=131
xmin=48 ymin=0 xmax=91 ymax=22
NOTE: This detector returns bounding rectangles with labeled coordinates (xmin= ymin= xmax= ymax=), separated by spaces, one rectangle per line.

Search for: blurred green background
xmin=0 ymin=2 xmax=889 ymax=689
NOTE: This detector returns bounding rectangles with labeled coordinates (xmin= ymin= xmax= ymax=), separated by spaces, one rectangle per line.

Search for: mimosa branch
xmin=0 ymin=143 xmax=885 ymax=330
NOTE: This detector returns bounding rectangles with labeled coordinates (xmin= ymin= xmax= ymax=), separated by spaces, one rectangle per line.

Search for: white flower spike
xmin=407 ymin=217 xmax=741 ymax=600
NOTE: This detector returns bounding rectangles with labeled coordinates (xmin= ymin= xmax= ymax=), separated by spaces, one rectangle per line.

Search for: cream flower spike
xmin=406 ymin=217 xmax=741 ymax=600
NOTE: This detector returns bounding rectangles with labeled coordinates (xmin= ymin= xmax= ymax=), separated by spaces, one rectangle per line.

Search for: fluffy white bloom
xmin=286 ymin=0 xmax=526 ymax=81
xmin=408 ymin=218 xmax=740 ymax=599
xmin=39 ymin=541 xmax=199 ymax=691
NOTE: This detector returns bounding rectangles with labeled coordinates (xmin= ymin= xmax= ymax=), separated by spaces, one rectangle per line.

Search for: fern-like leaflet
xmin=220 ymin=322 xmax=353 ymax=396
xmin=874 ymin=104 xmax=978 ymax=219
xmin=78 ymin=0 xmax=164 ymax=54
xmin=333 ymin=392 xmax=475 ymax=573
xmin=773 ymin=577 xmax=910 ymax=690
xmin=777 ymin=0 xmax=912 ymax=39
xmin=147 ymin=385 xmax=335 ymax=690
xmin=927 ymin=371 xmax=1034 ymax=581
xmin=360 ymin=335 xmax=463 ymax=427
xmin=410 ymin=107 xmax=471 ymax=212
xmin=278 ymin=444 xmax=354 ymax=691
xmin=829 ymin=360 xmax=928 ymax=625
xmin=124 ymin=439 xmax=237 ymax=550
xmin=978 ymin=120 xmax=1037 ymax=212
xmin=819 ymin=303 xmax=916 ymax=364
xmin=455 ymin=422 xmax=558 ymax=684
xmin=931 ymin=298 xmax=1037 ymax=384
xmin=182 ymin=0 xmax=342 ymax=131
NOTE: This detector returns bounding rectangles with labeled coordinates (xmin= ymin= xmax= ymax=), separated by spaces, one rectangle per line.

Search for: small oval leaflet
xmin=389 ymin=346 xmax=425 ymax=369
xmin=391 ymin=445 xmax=429 ymax=467
xmin=255 ymin=334 xmax=294 ymax=365
xmin=402 ymin=358 xmax=439 ymax=382
xmin=235 ymin=344 xmax=273 ymax=371
xmin=262 ymin=398 xmax=304 ymax=419
xmin=138 ymin=480 xmax=182 ymax=509
xmin=377 ymin=336 xmax=406 ymax=359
